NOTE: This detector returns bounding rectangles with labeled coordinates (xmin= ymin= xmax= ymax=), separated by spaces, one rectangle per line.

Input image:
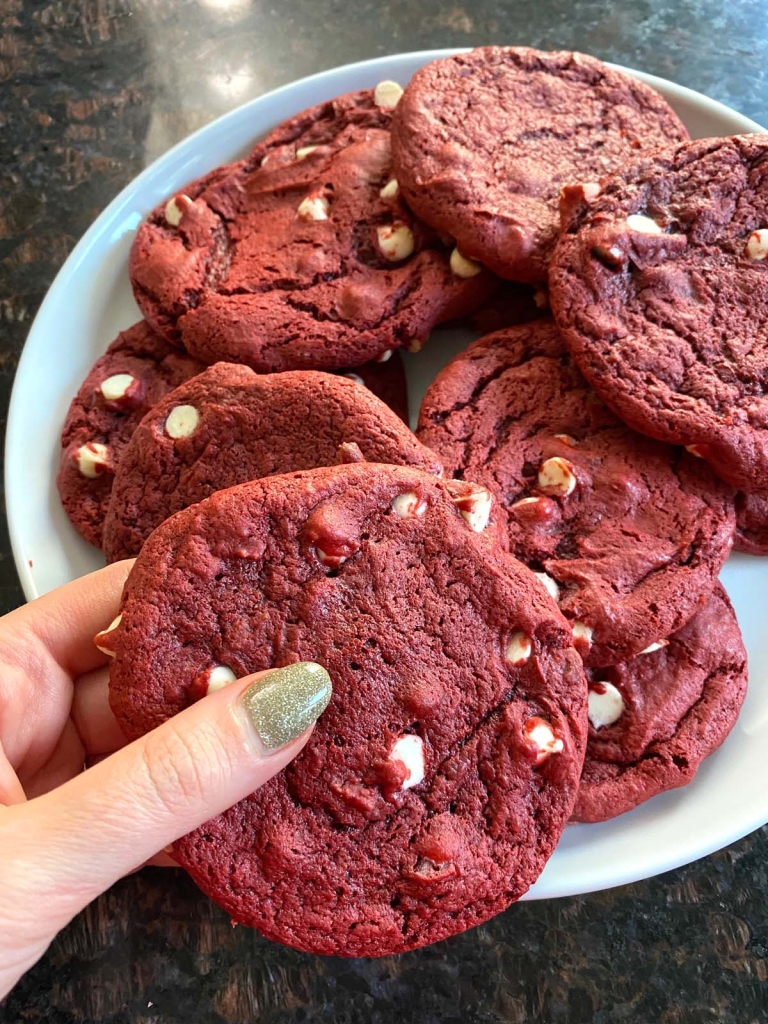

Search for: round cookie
xmin=417 ymin=320 xmax=736 ymax=667
xmin=391 ymin=47 xmax=688 ymax=284
xmin=103 ymin=365 xmax=443 ymax=562
xmin=57 ymin=321 xmax=205 ymax=548
xmin=550 ymin=134 xmax=768 ymax=494
xmin=734 ymin=491 xmax=768 ymax=555
xmin=106 ymin=462 xmax=587 ymax=956
xmin=573 ymin=585 xmax=747 ymax=822
xmin=130 ymin=89 xmax=495 ymax=371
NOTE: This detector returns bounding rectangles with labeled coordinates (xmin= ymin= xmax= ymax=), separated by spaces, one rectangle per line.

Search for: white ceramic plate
xmin=7 ymin=50 xmax=767 ymax=901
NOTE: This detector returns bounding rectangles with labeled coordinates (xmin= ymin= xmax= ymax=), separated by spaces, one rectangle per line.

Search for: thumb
xmin=8 ymin=662 xmax=331 ymax=921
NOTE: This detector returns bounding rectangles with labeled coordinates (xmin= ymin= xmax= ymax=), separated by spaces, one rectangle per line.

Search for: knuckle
xmin=140 ymin=721 xmax=227 ymax=816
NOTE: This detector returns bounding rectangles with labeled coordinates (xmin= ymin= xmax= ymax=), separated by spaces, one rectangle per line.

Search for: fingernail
xmin=241 ymin=663 xmax=332 ymax=751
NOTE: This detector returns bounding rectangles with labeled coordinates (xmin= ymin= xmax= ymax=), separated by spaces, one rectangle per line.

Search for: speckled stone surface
xmin=1 ymin=1 xmax=768 ymax=1020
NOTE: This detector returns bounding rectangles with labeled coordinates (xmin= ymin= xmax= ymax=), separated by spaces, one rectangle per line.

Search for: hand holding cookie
xmin=0 ymin=563 xmax=330 ymax=999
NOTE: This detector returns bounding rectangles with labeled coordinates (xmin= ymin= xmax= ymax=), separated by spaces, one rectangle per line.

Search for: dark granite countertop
xmin=1 ymin=2 xmax=767 ymax=1021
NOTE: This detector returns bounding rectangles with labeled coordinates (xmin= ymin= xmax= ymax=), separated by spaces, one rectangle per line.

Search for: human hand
xmin=0 ymin=561 xmax=331 ymax=999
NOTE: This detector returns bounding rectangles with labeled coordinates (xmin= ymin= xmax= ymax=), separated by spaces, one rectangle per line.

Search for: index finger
xmin=7 ymin=560 xmax=134 ymax=679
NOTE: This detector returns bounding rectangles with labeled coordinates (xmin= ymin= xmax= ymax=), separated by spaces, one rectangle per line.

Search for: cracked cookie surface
xmin=573 ymin=584 xmax=747 ymax=822
xmin=550 ymin=134 xmax=768 ymax=494
xmin=103 ymin=364 xmax=441 ymax=561
xmin=391 ymin=47 xmax=688 ymax=284
xmin=130 ymin=90 xmax=494 ymax=370
xmin=417 ymin=320 xmax=735 ymax=666
xmin=107 ymin=462 xmax=586 ymax=956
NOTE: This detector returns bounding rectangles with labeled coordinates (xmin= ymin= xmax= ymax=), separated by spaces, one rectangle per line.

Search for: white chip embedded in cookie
xmin=626 ymin=213 xmax=663 ymax=234
xmin=377 ymin=224 xmax=414 ymax=261
xmin=450 ymin=248 xmax=483 ymax=278
xmin=165 ymin=405 xmax=200 ymax=439
xmin=506 ymin=631 xmax=532 ymax=666
xmin=538 ymin=456 xmax=576 ymax=496
xmin=587 ymin=681 xmax=625 ymax=728
xmin=374 ymin=80 xmax=404 ymax=109
xmin=164 ymin=195 xmax=190 ymax=227
xmin=297 ymin=195 xmax=329 ymax=221
xmin=100 ymin=374 xmax=136 ymax=403
xmin=75 ymin=442 xmax=111 ymax=479
xmin=388 ymin=734 xmax=425 ymax=789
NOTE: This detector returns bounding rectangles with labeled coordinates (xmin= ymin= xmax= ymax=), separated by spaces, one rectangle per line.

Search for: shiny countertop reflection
xmin=2 ymin=1 xmax=768 ymax=1020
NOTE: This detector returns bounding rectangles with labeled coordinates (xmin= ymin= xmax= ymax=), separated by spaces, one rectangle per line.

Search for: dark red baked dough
xmin=467 ymin=282 xmax=547 ymax=334
xmin=734 ymin=491 xmax=768 ymax=555
xmin=417 ymin=320 xmax=736 ymax=666
xmin=573 ymin=585 xmax=747 ymax=822
xmin=130 ymin=90 xmax=495 ymax=370
xmin=108 ymin=462 xmax=587 ymax=956
xmin=339 ymin=350 xmax=409 ymax=424
xmin=391 ymin=47 xmax=688 ymax=283
xmin=550 ymin=134 xmax=768 ymax=494
xmin=103 ymin=365 xmax=443 ymax=561
xmin=57 ymin=321 xmax=204 ymax=548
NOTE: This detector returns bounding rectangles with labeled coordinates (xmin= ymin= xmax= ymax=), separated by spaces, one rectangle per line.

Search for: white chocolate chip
xmin=373 ymin=80 xmax=403 ymax=109
xmin=523 ymin=716 xmax=564 ymax=765
xmin=626 ymin=213 xmax=663 ymax=235
xmin=453 ymin=486 xmax=492 ymax=532
xmin=95 ymin=614 xmax=122 ymax=657
xmin=572 ymin=621 xmax=593 ymax=648
xmin=376 ymin=349 xmax=393 ymax=363
xmin=344 ymin=372 xmax=365 ymax=386
xmin=640 ymin=639 xmax=669 ymax=655
xmin=510 ymin=496 xmax=543 ymax=510
xmin=505 ymin=631 xmax=532 ymax=666
xmin=391 ymin=491 xmax=427 ymax=518
xmin=533 ymin=288 xmax=549 ymax=309
xmin=538 ymin=457 xmax=577 ymax=497
xmin=685 ymin=444 xmax=706 ymax=458
xmin=588 ymin=682 xmax=625 ymax=729
xmin=297 ymin=195 xmax=329 ymax=221
xmin=315 ymin=545 xmax=347 ymax=568
xmin=165 ymin=405 xmax=200 ymax=439
xmin=75 ymin=442 xmax=110 ymax=479
xmin=296 ymin=145 xmax=318 ymax=160
xmin=406 ymin=339 xmax=423 ymax=353
xmin=746 ymin=228 xmax=768 ymax=260
xmin=449 ymin=247 xmax=482 ymax=278
xmin=100 ymin=373 xmax=135 ymax=402
xmin=553 ymin=433 xmax=577 ymax=446
xmin=377 ymin=224 xmax=414 ymax=261
xmin=205 ymin=665 xmax=237 ymax=694
xmin=260 ymin=154 xmax=271 ymax=168
xmin=164 ymin=195 xmax=190 ymax=227
xmin=581 ymin=182 xmax=602 ymax=200
xmin=388 ymin=734 xmax=425 ymax=788
xmin=380 ymin=178 xmax=399 ymax=200
xmin=534 ymin=572 xmax=560 ymax=603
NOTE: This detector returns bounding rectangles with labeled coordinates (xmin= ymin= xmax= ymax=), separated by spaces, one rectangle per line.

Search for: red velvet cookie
xmin=103 ymin=365 xmax=442 ymax=561
xmin=573 ymin=585 xmax=747 ymax=822
xmin=417 ymin=321 xmax=736 ymax=666
xmin=391 ymin=47 xmax=688 ymax=283
xmin=550 ymin=134 xmax=768 ymax=494
xmin=57 ymin=321 xmax=204 ymax=548
xmin=107 ymin=462 xmax=587 ymax=956
xmin=130 ymin=89 xmax=495 ymax=371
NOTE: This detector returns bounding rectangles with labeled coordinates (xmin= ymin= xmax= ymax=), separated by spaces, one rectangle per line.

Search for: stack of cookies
xmin=57 ymin=47 xmax=761 ymax=956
